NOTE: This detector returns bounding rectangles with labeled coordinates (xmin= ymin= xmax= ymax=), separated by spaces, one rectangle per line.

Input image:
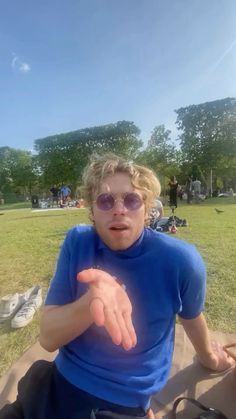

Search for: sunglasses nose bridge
xmin=113 ymin=197 xmax=126 ymax=211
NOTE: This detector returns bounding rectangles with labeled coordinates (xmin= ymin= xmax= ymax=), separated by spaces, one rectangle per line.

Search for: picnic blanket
xmin=0 ymin=325 xmax=235 ymax=418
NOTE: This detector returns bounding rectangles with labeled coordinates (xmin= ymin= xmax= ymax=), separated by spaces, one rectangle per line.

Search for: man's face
xmin=92 ymin=173 xmax=147 ymax=251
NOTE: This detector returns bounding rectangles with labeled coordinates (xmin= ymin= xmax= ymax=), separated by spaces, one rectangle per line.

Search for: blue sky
xmin=1 ymin=0 xmax=236 ymax=151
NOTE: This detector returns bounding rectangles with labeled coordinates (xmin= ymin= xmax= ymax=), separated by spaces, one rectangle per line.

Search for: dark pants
xmin=0 ymin=361 xmax=148 ymax=419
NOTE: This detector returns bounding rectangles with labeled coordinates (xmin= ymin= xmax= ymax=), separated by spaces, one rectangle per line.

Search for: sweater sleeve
xmin=178 ymin=244 xmax=206 ymax=319
xmin=44 ymin=227 xmax=77 ymax=305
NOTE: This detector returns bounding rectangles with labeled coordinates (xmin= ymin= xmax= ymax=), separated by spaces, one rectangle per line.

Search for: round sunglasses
xmin=95 ymin=192 xmax=144 ymax=211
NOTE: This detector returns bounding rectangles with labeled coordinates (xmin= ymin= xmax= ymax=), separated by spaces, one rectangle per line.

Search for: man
xmin=60 ymin=185 xmax=71 ymax=204
xmin=50 ymin=184 xmax=60 ymax=207
xmin=192 ymin=178 xmax=201 ymax=203
xmin=1 ymin=154 xmax=234 ymax=419
xmin=168 ymin=176 xmax=178 ymax=208
xmin=185 ymin=176 xmax=193 ymax=204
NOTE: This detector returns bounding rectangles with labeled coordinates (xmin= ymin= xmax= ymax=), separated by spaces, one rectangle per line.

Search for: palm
xmin=77 ymin=269 xmax=137 ymax=351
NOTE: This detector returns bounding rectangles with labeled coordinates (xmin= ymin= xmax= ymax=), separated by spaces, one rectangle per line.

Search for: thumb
xmin=77 ymin=268 xmax=114 ymax=284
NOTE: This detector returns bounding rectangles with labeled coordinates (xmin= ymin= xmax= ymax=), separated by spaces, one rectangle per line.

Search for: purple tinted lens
xmin=124 ymin=193 xmax=143 ymax=210
xmin=96 ymin=194 xmax=114 ymax=211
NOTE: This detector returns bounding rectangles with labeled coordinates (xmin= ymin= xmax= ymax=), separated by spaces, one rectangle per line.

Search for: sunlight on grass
xmin=172 ymin=199 xmax=236 ymax=334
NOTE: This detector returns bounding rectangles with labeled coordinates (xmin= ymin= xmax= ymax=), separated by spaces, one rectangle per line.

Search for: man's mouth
xmin=109 ymin=224 xmax=129 ymax=231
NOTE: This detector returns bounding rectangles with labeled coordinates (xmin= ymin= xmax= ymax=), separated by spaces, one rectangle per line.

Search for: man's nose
xmin=112 ymin=198 xmax=126 ymax=214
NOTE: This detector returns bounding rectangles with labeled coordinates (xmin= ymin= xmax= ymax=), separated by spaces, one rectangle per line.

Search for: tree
xmin=175 ymin=97 xmax=236 ymax=189
xmin=136 ymin=125 xmax=180 ymax=195
xmin=0 ymin=147 xmax=36 ymax=200
xmin=34 ymin=121 xmax=142 ymax=190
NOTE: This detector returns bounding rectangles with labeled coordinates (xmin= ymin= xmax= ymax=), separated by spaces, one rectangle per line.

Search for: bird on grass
xmin=215 ymin=208 xmax=224 ymax=214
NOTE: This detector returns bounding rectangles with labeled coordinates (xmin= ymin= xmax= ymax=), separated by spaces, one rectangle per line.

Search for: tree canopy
xmin=175 ymin=97 xmax=236 ymax=185
xmin=136 ymin=125 xmax=179 ymax=176
xmin=0 ymin=147 xmax=35 ymax=199
xmin=34 ymin=120 xmax=142 ymax=189
xmin=1 ymin=97 xmax=236 ymax=202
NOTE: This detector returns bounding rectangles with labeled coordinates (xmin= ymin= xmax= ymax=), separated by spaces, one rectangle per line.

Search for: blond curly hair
xmin=82 ymin=153 xmax=161 ymax=214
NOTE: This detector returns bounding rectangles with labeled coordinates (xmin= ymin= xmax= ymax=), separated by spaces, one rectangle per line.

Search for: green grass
xmin=0 ymin=201 xmax=31 ymax=211
xmin=170 ymin=197 xmax=236 ymax=332
xmin=0 ymin=207 xmax=89 ymax=376
xmin=0 ymin=199 xmax=235 ymax=377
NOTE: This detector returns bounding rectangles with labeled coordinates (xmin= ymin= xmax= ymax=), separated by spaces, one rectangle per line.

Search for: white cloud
xmin=19 ymin=62 xmax=31 ymax=73
xmin=11 ymin=53 xmax=31 ymax=73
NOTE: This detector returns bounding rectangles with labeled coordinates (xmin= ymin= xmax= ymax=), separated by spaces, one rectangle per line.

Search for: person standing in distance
xmin=168 ymin=176 xmax=179 ymax=208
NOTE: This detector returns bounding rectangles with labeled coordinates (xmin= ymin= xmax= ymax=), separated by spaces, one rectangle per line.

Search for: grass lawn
xmin=0 ymin=201 xmax=31 ymax=211
xmin=0 ymin=198 xmax=235 ymax=377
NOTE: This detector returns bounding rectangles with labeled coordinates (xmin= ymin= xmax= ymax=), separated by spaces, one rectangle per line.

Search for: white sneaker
xmin=11 ymin=286 xmax=43 ymax=328
xmin=0 ymin=293 xmax=26 ymax=322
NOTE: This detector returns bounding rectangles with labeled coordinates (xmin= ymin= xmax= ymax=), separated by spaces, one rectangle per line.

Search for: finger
xmin=214 ymin=342 xmax=234 ymax=361
xmin=226 ymin=358 xmax=235 ymax=368
xmin=104 ymin=309 xmax=122 ymax=346
xmin=215 ymin=347 xmax=235 ymax=371
xmin=147 ymin=408 xmax=155 ymax=419
xmin=90 ymin=298 xmax=105 ymax=326
xmin=77 ymin=268 xmax=114 ymax=283
xmin=222 ymin=352 xmax=235 ymax=368
xmin=114 ymin=311 xmax=133 ymax=351
xmin=123 ymin=311 xmax=137 ymax=348
xmin=223 ymin=347 xmax=236 ymax=363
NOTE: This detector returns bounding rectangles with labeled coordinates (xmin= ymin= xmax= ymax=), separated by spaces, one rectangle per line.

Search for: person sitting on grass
xmin=149 ymin=198 xmax=164 ymax=230
xmin=1 ymin=153 xmax=234 ymax=419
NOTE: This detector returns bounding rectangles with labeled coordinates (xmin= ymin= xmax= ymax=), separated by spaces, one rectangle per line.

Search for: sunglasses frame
xmin=95 ymin=192 xmax=144 ymax=211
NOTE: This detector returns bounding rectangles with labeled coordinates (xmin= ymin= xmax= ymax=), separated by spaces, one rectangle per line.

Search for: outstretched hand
xmin=77 ymin=268 xmax=137 ymax=351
